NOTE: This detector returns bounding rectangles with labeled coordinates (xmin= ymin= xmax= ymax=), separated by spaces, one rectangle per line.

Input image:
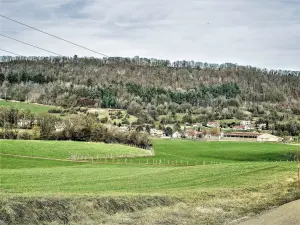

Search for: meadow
xmin=0 ymin=100 xmax=54 ymax=113
xmin=1 ymin=139 xmax=299 ymax=225
xmin=0 ymin=140 xmax=152 ymax=161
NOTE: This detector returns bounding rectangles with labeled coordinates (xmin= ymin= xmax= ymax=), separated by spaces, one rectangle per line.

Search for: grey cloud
xmin=0 ymin=0 xmax=300 ymax=70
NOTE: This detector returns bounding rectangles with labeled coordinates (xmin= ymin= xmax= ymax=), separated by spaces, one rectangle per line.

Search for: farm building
xmin=223 ymin=132 xmax=261 ymax=139
xmin=257 ymin=134 xmax=282 ymax=142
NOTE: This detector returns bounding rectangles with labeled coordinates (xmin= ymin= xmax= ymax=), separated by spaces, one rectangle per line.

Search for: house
xmin=150 ymin=129 xmax=165 ymax=137
xmin=233 ymin=125 xmax=251 ymax=131
xmin=192 ymin=123 xmax=202 ymax=128
xmin=257 ymin=133 xmax=282 ymax=142
xmin=172 ymin=131 xmax=181 ymax=139
xmin=119 ymin=126 xmax=129 ymax=132
xmin=233 ymin=125 xmax=246 ymax=130
xmin=185 ymin=129 xmax=198 ymax=139
xmin=17 ymin=119 xmax=31 ymax=128
xmin=207 ymin=121 xmax=218 ymax=128
xmin=241 ymin=120 xmax=251 ymax=126
xmin=257 ymin=123 xmax=267 ymax=130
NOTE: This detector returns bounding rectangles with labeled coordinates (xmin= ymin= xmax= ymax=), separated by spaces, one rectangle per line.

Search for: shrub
xmin=18 ymin=132 xmax=33 ymax=140
xmin=48 ymin=108 xmax=62 ymax=114
xmin=100 ymin=117 xmax=108 ymax=123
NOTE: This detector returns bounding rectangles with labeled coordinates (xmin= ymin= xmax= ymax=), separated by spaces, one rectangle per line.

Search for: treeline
xmin=0 ymin=56 xmax=300 ymax=107
xmin=0 ymin=107 xmax=152 ymax=149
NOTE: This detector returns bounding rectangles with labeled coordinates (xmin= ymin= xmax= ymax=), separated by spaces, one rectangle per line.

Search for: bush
xmin=18 ymin=132 xmax=33 ymax=140
xmin=48 ymin=108 xmax=62 ymax=114
xmin=79 ymin=107 xmax=88 ymax=113
xmin=100 ymin=117 xmax=108 ymax=123
xmin=0 ymin=130 xmax=18 ymax=139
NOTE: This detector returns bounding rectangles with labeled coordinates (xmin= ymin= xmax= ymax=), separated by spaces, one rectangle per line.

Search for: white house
xmin=257 ymin=123 xmax=267 ymax=130
xmin=172 ymin=131 xmax=181 ymax=139
xmin=207 ymin=121 xmax=218 ymax=128
xmin=241 ymin=120 xmax=251 ymax=126
xmin=119 ymin=126 xmax=129 ymax=132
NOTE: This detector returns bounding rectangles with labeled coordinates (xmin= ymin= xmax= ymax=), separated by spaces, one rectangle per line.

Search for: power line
xmin=0 ymin=33 xmax=63 ymax=56
xmin=0 ymin=14 xmax=109 ymax=57
xmin=0 ymin=48 xmax=21 ymax=56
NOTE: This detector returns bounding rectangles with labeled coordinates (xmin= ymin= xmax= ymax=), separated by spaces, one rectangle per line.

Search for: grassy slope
xmin=0 ymin=155 xmax=83 ymax=169
xmin=0 ymin=140 xmax=152 ymax=159
xmin=0 ymin=139 xmax=298 ymax=195
xmin=1 ymin=139 xmax=300 ymax=224
xmin=98 ymin=109 xmax=137 ymax=123
xmin=0 ymin=162 xmax=296 ymax=195
xmin=133 ymin=139 xmax=298 ymax=164
xmin=0 ymin=100 xmax=53 ymax=113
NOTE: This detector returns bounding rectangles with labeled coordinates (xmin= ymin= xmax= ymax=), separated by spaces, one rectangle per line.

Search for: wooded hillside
xmin=0 ymin=56 xmax=299 ymax=108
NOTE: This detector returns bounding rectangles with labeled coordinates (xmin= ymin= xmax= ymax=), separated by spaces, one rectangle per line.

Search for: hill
xmin=0 ymin=140 xmax=152 ymax=165
xmin=1 ymin=56 xmax=300 ymax=106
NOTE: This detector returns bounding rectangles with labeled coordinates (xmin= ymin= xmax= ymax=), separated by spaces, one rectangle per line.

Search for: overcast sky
xmin=0 ymin=0 xmax=300 ymax=70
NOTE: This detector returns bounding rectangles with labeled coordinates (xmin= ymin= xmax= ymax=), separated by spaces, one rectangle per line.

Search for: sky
xmin=0 ymin=0 xmax=300 ymax=70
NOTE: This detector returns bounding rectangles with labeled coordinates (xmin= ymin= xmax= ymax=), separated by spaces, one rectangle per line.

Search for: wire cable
xmin=0 ymin=48 xmax=21 ymax=56
xmin=0 ymin=33 xmax=63 ymax=56
xmin=0 ymin=14 xmax=109 ymax=57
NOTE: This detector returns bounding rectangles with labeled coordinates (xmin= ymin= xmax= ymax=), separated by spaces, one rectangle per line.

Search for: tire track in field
xmin=0 ymin=153 xmax=87 ymax=163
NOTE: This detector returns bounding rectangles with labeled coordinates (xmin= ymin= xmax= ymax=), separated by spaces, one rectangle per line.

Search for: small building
xmin=185 ymin=129 xmax=198 ymax=139
xmin=17 ymin=119 xmax=31 ymax=128
xmin=241 ymin=120 xmax=251 ymax=126
xmin=257 ymin=123 xmax=267 ymax=130
xmin=257 ymin=134 xmax=282 ymax=142
xmin=233 ymin=125 xmax=251 ymax=131
xmin=150 ymin=129 xmax=165 ymax=137
xmin=172 ymin=131 xmax=181 ymax=139
xmin=119 ymin=126 xmax=129 ymax=132
xmin=207 ymin=121 xmax=218 ymax=128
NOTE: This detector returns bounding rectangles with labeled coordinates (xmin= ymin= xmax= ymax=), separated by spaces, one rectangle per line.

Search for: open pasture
xmin=1 ymin=139 xmax=299 ymax=225
xmin=0 ymin=100 xmax=54 ymax=113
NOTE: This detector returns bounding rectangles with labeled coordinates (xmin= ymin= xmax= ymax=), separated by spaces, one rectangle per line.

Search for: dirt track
xmin=238 ymin=200 xmax=300 ymax=225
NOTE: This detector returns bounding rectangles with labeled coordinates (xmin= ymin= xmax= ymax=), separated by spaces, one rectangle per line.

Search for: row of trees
xmin=0 ymin=107 xmax=152 ymax=149
xmin=1 ymin=55 xmax=300 ymax=76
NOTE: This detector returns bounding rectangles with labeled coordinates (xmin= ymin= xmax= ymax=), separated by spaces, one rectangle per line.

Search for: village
xmin=141 ymin=120 xmax=294 ymax=143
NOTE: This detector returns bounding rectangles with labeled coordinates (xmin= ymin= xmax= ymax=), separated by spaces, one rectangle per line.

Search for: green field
xmin=1 ymin=139 xmax=299 ymax=224
xmin=133 ymin=140 xmax=297 ymax=164
xmin=0 ymin=140 xmax=152 ymax=161
xmin=0 ymin=100 xmax=53 ymax=113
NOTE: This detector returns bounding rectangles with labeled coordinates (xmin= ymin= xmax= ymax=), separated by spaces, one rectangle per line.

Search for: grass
xmin=131 ymin=139 xmax=298 ymax=164
xmin=0 ymin=140 xmax=152 ymax=160
xmin=0 ymin=162 xmax=296 ymax=195
xmin=0 ymin=100 xmax=53 ymax=114
xmin=1 ymin=139 xmax=300 ymax=224
xmin=0 ymin=155 xmax=83 ymax=169
xmin=98 ymin=109 xmax=138 ymax=123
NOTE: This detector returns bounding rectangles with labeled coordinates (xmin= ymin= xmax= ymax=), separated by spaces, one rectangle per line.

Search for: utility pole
xmin=297 ymin=149 xmax=300 ymax=192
